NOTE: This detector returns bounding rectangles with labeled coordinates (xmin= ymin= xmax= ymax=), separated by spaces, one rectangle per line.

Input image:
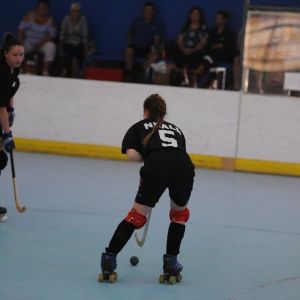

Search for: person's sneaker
xmin=0 ymin=207 xmax=7 ymax=221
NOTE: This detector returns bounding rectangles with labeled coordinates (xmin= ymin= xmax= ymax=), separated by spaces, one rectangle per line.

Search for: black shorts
xmin=135 ymin=150 xmax=195 ymax=208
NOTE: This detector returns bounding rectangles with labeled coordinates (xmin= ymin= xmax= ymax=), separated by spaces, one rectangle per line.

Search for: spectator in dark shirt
xmin=191 ymin=10 xmax=235 ymax=88
xmin=124 ymin=1 xmax=163 ymax=82
xmin=59 ymin=2 xmax=89 ymax=78
xmin=170 ymin=7 xmax=208 ymax=86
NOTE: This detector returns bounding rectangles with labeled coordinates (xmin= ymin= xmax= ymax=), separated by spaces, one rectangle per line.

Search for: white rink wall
xmin=237 ymin=94 xmax=300 ymax=163
xmin=14 ymin=75 xmax=300 ymax=164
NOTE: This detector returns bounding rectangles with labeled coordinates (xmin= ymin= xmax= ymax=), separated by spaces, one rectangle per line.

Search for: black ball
xmin=130 ymin=256 xmax=139 ymax=266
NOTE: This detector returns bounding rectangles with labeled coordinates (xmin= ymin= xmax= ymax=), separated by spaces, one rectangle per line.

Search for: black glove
xmin=2 ymin=131 xmax=15 ymax=152
xmin=7 ymin=107 xmax=15 ymax=127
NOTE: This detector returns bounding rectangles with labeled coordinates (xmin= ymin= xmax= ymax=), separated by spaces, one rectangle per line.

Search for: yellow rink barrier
xmin=15 ymin=138 xmax=300 ymax=177
xmin=235 ymin=158 xmax=300 ymax=177
xmin=15 ymin=138 xmax=124 ymax=161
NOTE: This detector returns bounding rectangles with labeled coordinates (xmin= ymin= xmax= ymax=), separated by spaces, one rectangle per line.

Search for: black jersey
xmin=0 ymin=58 xmax=20 ymax=108
xmin=122 ymin=118 xmax=187 ymax=160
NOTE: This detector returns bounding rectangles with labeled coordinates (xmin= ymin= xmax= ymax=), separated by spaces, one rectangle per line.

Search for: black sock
xmin=166 ymin=223 xmax=186 ymax=256
xmin=106 ymin=220 xmax=135 ymax=255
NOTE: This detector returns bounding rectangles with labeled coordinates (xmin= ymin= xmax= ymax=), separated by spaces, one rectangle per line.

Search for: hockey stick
xmin=134 ymin=210 xmax=151 ymax=247
xmin=9 ymin=150 xmax=26 ymax=213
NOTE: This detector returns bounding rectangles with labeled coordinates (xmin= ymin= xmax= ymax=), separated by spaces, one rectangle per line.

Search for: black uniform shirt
xmin=0 ymin=58 xmax=20 ymax=108
xmin=122 ymin=118 xmax=187 ymax=160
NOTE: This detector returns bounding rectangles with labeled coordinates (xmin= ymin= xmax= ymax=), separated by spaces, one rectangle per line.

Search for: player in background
xmin=0 ymin=33 xmax=24 ymax=221
xmin=99 ymin=93 xmax=195 ymax=282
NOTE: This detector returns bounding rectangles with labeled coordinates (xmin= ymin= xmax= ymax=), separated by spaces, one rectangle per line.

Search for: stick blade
xmin=16 ymin=206 xmax=27 ymax=213
xmin=12 ymin=176 xmax=27 ymax=214
xmin=134 ymin=232 xmax=145 ymax=247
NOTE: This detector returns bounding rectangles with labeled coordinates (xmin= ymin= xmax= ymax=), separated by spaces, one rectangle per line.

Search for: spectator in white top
xmin=18 ymin=0 xmax=56 ymax=75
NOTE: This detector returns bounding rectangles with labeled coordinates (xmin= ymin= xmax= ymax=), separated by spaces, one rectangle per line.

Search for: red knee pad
xmin=125 ymin=208 xmax=147 ymax=229
xmin=169 ymin=208 xmax=190 ymax=223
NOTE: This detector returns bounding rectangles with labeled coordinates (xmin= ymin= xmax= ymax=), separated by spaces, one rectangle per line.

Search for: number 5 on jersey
xmin=158 ymin=130 xmax=178 ymax=148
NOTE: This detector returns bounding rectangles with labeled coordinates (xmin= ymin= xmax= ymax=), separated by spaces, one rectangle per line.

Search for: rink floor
xmin=0 ymin=152 xmax=300 ymax=300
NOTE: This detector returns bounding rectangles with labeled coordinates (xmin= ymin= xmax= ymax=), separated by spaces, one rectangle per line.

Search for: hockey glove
xmin=2 ymin=131 xmax=15 ymax=152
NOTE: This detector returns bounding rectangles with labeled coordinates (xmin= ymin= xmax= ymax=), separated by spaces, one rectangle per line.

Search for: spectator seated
xmin=23 ymin=50 xmax=44 ymax=74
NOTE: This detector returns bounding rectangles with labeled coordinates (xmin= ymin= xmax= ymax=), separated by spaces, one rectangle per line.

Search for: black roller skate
xmin=0 ymin=207 xmax=7 ymax=222
xmin=98 ymin=252 xmax=118 ymax=283
xmin=159 ymin=254 xmax=183 ymax=284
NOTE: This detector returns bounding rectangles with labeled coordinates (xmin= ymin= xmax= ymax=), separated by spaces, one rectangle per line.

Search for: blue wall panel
xmin=0 ymin=0 xmax=299 ymax=59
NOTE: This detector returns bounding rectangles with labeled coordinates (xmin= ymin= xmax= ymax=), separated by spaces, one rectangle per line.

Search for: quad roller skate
xmin=0 ymin=207 xmax=7 ymax=222
xmin=159 ymin=254 xmax=183 ymax=284
xmin=98 ymin=252 xmax=118 ymax=283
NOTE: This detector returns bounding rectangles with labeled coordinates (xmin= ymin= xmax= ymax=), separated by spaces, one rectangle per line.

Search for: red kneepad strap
xmin=125 ymin=208 xmax=147 ymax=229
xmin=169 ymin=208 xmax=190 ymax=223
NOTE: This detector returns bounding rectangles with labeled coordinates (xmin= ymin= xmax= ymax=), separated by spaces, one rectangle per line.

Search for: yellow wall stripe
xmin=15 ymin=138 xmax=124 ymax=160
xmin=236 ymin=158 xmax=300 ymax=177
xmin=15 ymin=138 xmax=300 ymax=177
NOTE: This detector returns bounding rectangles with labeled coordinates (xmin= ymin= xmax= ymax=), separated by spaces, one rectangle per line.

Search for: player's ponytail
xmin=142 ymin=94 xmax=167 ymax=146
xmin=0 ymin=32 xmax=22 ymax=60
